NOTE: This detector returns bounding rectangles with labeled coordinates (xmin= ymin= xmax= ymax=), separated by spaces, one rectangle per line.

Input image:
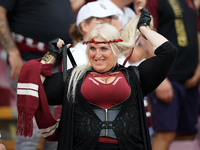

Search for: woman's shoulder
xmin=155 ymin=41 xmax=178 ymax=55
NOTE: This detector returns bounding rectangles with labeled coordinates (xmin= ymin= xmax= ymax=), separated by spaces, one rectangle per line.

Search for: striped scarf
xmin=16 ymin=59 xmax=59 ymax=141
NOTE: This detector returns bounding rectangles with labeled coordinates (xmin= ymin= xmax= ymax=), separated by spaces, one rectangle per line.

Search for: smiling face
xmin=88 ymin=37 xmax=117 ymax=73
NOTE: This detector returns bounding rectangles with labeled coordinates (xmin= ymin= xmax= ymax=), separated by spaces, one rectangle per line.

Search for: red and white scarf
xmin=16 ymin=59 xmax=59 ymax=141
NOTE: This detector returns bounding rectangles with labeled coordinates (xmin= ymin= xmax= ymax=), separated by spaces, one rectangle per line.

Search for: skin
xmin=0 ymin=6 xmax=23 ymax=80
xmin=147 ymin=5 xmax=200 ymax=150
xmin=132 ymin=0 xmax=147 ymax=14
xmin=71 ymin=17 xmax=112 ymax=46
xmin=110 ymin=1 xmax=149 ymax=63
xmin=154 ymin=13 xmax=200 ymax=103
xmin=152 ymin=32 xmax=200 ymax=150
xmin=39 ymin=8 xmax=176 ymax=150
xmin=81 ymin=17 xmax=111 ymax=41
xmin=70 ymin=0 xmax=85 ymax=12
xmin=40 ymin=39 xmax=70 ymax=83
xmin=0 ymin=139 xmax=6 ymax=150
xmin=131 ymin=0 xmax=151 ymax=62
xmin=111 ymin=0 xmax=133 ymax=10
xmin=0 ymin=143 xmax=6 ymax=150
xmin=88 ymin=37 xmax=117 ymax=73
xmin=40 ymin=36 xmax=118 ymax=83
xmin=194 ymin=0 xmax=200 ymax=10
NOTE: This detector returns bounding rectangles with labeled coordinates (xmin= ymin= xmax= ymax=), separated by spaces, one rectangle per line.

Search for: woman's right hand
xmin=48 ymin=38 xmax=65 ymax=58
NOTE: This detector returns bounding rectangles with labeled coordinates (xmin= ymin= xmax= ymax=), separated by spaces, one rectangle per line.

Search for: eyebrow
xmin=89 ymin=44 xmax=110 ymax=49
xmin=100 ymin=45 xmax=110 ymax=48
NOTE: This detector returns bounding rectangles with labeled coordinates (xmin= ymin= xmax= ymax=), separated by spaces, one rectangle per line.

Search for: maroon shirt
xmin=81 ymin=72 xmax=130 ymax=109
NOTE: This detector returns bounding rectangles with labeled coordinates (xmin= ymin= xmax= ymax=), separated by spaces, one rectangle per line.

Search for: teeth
xmin=96 ymin=60 xmax=104 ymax=62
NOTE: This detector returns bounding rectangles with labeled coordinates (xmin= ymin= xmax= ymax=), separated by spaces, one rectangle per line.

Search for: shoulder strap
xmin=67 ymin=46 xmax=77 ymax=68
xmin=133 ymin=66 xmax=140 ymax=83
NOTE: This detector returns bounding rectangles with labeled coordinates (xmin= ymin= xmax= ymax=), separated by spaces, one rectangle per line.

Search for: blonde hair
xmin=67 ymin=15 xmax=152 ymax=102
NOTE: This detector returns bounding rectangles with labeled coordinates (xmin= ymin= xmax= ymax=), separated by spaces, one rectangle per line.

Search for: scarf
xmin=16 ymin=59 xmax=59 ymax=141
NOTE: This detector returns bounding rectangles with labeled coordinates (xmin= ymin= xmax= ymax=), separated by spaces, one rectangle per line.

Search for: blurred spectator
xmin=194 ymin=0 xmax=200 ymax=14
xmin=0 ymin=143 xmax=6 ymax=150
xmin=146 ymin=0 xmax=200 ymax=150
xmin=0 ymin=0 xmax=75 ymax=150
xmin=0 ymin=133 xmax=7 ymax=150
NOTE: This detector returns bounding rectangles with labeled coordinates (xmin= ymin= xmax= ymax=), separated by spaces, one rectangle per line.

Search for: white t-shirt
xmin=98 ymin=0 xmax=136 ymax=28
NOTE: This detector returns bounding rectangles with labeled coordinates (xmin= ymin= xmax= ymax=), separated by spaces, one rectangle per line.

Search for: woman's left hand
xmin=137 ymin=7 xmax=151 ymax=29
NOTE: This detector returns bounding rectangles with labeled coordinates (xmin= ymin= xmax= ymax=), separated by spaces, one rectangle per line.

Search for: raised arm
xmin=136 ymin=8 xmax=178 ymax=95
xmin=137 ymin=7 xmax=168 ymax=50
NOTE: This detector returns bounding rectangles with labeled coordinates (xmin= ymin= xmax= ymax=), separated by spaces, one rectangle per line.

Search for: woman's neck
xmin=91 ymin=63 xmax=119 ymax=74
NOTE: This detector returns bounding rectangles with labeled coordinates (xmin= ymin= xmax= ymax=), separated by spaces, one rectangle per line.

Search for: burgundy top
xmin=81 ymin=72 xmax=130 ymax=109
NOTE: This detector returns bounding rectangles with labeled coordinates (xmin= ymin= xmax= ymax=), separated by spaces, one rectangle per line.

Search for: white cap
xmin=76 ymin=1 xmax=118 ymax=26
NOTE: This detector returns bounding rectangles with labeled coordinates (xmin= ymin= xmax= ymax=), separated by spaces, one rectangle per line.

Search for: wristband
xmin=42 ymin=52 xmax=56 ymax=63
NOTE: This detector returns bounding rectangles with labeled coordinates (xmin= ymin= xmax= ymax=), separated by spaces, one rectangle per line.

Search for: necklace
xmin=90 ymin=64 xmax=120 ymax=84
xmin=92 ymin=73 xmax=119 ymax=84
xmin=90 ymin=63 xmax=120 ymax=74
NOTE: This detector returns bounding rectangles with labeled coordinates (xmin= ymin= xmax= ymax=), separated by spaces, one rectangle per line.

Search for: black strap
xmin=62 ymin=45 xmax=68 ymax=82
xmin=101 ymin=121 xmax=113 ymax=129
xmin=67 ymin=46 xmax=77 ymax=67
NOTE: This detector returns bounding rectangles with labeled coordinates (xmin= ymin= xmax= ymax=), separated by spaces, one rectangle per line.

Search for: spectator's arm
xmin=70 ymin=0 xmax=85 ymax=12
xmin=0 ymin=5 xmax=23 ymax=80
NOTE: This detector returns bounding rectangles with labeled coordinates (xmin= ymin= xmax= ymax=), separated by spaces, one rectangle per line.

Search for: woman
xmin=16 ymin=8 xmax=177 ymax=150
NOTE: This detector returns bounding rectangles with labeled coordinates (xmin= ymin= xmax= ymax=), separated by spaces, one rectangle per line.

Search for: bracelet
xmin=140 ymin=26 xmax=152 ymax=40
xmin=42 ymin=52 xmax=56 ymax=63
